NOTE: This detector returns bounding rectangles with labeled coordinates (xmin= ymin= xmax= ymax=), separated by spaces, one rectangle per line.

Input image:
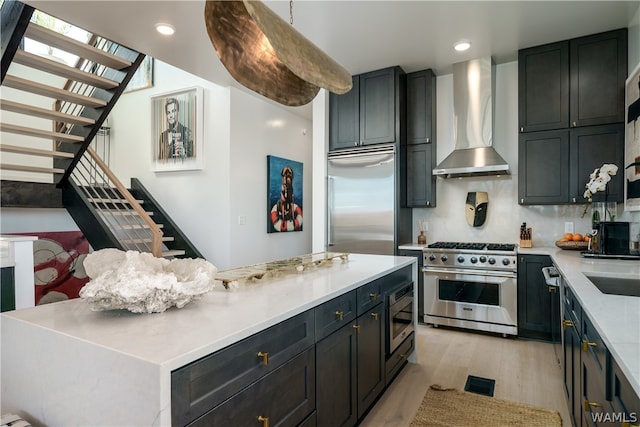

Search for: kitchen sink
xmin=584 ymin=274 xmax=640 ymax=297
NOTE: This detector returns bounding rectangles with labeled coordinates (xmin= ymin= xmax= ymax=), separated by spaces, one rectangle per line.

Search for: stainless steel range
xmin=422 ymin=242 xmax=518 ymax=336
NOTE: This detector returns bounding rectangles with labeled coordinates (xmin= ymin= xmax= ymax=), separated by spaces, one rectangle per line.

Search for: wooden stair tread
xmin=0 ymin=122 xmax=85 ymax=143
xmin=98 ymin=210 xmax=153 ymax=216
xmin=121 ymin=237 xmax=174 ymax=244
xmin=3 ymin=74 xmax=107 ymax=108
xmin=87 ymin=197 xmax=144 ymax=204
xmin=0 ymin=143 xmax=75 ymax=158
xmin=13 ymin=50 xmax=119 ymax=90
xmin=24 ymin=23 xmax=132 ymax=70
xmin=162 ymin=250 xmax=186 ymax=258
xmin=109 ymin=223 xmax=164 ymax=230
xmin=0 ymin=99 xmax=95 ymax=126
xmin=0 ymin=163 xmax=65 ymax=174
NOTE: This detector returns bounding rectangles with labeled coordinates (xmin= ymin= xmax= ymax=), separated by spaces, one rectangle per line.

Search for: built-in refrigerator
xmin=327 ymin=145 xmax=411 ymax=255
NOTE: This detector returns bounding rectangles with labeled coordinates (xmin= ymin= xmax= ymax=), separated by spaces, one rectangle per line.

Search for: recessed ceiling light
xmin=454 ymin=41 xmax=471 ymax=52
xmin=155 ymin=23 xmax=175 ymax=36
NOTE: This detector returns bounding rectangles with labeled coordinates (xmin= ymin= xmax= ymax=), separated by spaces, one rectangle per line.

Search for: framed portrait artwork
xmin=124 ymin=56 xmax=154 ymax=93
xmin=151 ymin=87 xmax=204 ymax=172
xmin=624 ymin=60 xmax=640 ymax=211
xmin=267 ymin=155 xmax=303 ymax=233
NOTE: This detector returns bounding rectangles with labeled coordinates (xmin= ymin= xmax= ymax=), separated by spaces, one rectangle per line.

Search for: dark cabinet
xmin=518 ymin=130 xmax=569 ymax=205
xmin=518 ymin=124 xmax=624 ymax=205
xmin=1 ymin=267 xmax=15 ymax=312
xmin=189 ymin=347 xmax=316 ymax=427
xmin=356 ymin=302 xmax=385 ymax=418
xmin=518 ymin=41 xmax=569 ymax=133
xmin=610 ymin=358 xmax=640 ymax=426
xmin=581 ymin=315 xmax=609 ymax=427
xmin=316 ymin=295 xmax=386 ymax=425
xmin=518 ymin=29 xmax=627 ymax=206
xmin=329 ymin=66 xmax=405 ymax=151
xmin=398 ymin=249 xmax=424 ymax=324
xmin=562 ymin=284 xmax=583 ymax=427
xmin=519 ymin=29 xmax=627 ymax=132
xmin=405 ymin=70 xmax=436 ymax=208
xmin=316 ymin=322 xmax=357 ymax=427
xmin=569 ymin=124 xmax=625 ymax=203
xmin=171 ymin=311 xmax=315 ymax=426
xmin=517 ymin=254 xmax=559 ymax=341
xmin=569 ymin=30 xmax=627 ymax=128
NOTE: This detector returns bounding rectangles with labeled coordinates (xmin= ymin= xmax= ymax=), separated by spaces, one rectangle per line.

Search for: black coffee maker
xmin=588 ymin=222 xmax=630 ymax=256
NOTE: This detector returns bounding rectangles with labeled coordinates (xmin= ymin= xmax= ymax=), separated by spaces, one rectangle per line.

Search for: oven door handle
xmin=422 ymin=267 xmax=517 ymax=279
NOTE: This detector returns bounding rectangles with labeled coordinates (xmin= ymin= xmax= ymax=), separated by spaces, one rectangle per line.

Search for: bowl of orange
xmin=555 ymin=233 xmax=590 ymax=250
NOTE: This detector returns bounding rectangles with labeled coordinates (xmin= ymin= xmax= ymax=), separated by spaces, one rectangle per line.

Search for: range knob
xmin=479 ymin=256 xmax=487 ymax=263
xmin=502 ymin=258 xmax=511 ymax=266
xmin=488 ymin=258 xmax=496 ymax=265
xmin=441 ymin=255 xmax=448 ymax=262
xmin=428 ymin=254 xmax=436 ymax=261
xmin=457 ymin=256 xmax=465 ymax=263
xmin=470 ymin=256 xmax=478 ymax=264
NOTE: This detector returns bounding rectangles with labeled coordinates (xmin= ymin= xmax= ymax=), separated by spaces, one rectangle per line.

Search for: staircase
xmin=0 ymin=1 xmax=196 ymax=259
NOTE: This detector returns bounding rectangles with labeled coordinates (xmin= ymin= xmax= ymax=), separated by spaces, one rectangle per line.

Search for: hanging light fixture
xmin=204 ymin=0 xmax=352 ymax=106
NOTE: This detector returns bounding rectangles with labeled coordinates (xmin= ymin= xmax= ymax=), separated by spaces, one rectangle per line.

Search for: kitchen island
xmin=520 ymin=247 xmax=640 ymax=398
xmin=1 ymin=253 xmax=416 ymax=426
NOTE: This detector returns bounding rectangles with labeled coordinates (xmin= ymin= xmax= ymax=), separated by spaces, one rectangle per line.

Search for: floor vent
xmin=464 ymin=375 xmax=495 ymax=397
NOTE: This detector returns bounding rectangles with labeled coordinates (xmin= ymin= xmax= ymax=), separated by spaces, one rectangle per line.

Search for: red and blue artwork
xmin=267 ymin=155 xmax=303 ymax=233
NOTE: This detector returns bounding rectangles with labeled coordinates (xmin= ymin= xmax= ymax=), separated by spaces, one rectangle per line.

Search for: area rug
xmin=410 ymin=384 xmax=562 ymax=427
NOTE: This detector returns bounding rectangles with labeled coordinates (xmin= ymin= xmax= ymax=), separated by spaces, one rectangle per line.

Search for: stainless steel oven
xmin=422 ymin=242 xmax=518 ymax=336
xmin=387 ymin=281 xmax=414 ymax=354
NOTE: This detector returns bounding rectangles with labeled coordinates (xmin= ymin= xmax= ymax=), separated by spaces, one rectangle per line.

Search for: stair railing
xmin=70 ymin=145 xmax=163 ymax=257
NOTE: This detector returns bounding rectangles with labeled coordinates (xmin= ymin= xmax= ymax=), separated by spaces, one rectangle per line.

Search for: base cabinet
xmin=517 ymin=254 xmax=558 ymax=341
xmin=356 ymin=302 xmax=385 ymax=419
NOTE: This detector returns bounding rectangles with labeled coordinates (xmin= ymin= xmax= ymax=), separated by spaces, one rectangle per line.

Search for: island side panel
xmin=1 ymin=316 xmax=167 ymax=426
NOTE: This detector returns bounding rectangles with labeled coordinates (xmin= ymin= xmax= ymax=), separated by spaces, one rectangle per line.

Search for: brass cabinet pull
xmin=584 ymin=400 xmax=601 ymax=412
xmin=370 ymin=312 xmax=379 ymax=320
xmin=369 ymin=292 xmax=378 ymax=301
xmin=257 ymin=351 xmax=269 ymax=366
xmin=582 ymin=340 xmax=598 ymax=352
xmin=353 ymin=325 xmax=361 ymax=334
xmin=520 ymin=127 xmax=524 ymax=132
xmin=572 ymin=121 xmax=577 ymax=127
xmin=258 ymin=415 xmax=269 ymax=427
xmin=562 ymin=320 xmax=574 ymax=330
xmin=335 ymin=310 xmax=344 ymax=321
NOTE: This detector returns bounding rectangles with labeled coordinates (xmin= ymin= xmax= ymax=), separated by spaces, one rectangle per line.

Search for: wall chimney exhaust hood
xmin=432 ymin=57 xmax=510 ymax=178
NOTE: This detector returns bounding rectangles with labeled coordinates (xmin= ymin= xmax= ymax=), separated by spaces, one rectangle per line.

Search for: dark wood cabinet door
xmin=517 ymin=255 xmax=554 ymax=341
xmin=359 ymin=67 xmax=397 ymax=146
xmin=407 ymin=69 xmax=436 ymax=145
xmin=563 ymin=311 xmax=583 ymax=427
xmin=569 ymin=124 xmax=625 ymax=204
xmin=406 ymin=143 xmax=435 ymax=207
xmin=189 ymin=347 xmax=315 ymax=427
xmin=610 ymin=358 xmax=640 ymax=426
xmin=0 ymin=267 xmax=15 ymax=312
xmin=316 ymin=323 xmax=357 ymax=427
xmin=330 ymin=76 xmax=360 ymax=151
xmin=356 ymin=303 xmax=385 ymax=418
xmin=518 ymin=41 xmax=569 ymax=133
xmin=570 ymin=29 xmax=627 ymax=128
xmin=518 ymin=130 xmax=569 ymax=204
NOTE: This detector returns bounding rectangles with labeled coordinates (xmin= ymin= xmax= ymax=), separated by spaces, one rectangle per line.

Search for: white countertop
xmin=519 ymin=247 xmax=640 ymax=396
xmin=2 ymin=253 xmax=416 ymax=371
xmin=0 ymin=253 xmax=416 ymax=426
xmin=398 ymin=243 xmax=428 ymax=251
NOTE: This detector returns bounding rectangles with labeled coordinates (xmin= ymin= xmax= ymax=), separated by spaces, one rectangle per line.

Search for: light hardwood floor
xmin=361 ymin=324 xmax=571 ymax=427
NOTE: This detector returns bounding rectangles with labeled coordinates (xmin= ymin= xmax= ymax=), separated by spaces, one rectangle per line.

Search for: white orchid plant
xmin=583 ymin=163 xmax=618 ymax=201
xmin=582 ymin=163 xmax=618 ymax=223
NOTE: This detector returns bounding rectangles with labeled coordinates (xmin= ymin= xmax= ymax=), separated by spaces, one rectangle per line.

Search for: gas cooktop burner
xmin=427 ymin=242 xmax=516 ymax=251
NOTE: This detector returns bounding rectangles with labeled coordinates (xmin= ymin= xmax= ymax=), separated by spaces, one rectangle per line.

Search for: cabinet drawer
xmin=357 ymin=277 xmax=383 ymax=315
xmin=380 ymin=265 xmax=413 ymax=295
xmin=315 ymin=290 xmax=357 ymax=341
xmin=385 ymin=332 xmax=415 ymax=387
xmin=581 ymin=314 xmax=607 ymax=375
xmin=172 ymin=310 xmax=315 ymax=426
xmin=189 ymin=347 xmax=316 ymax=427
xmin=610 ymin=358 xmax=640 ymax=423
xmin=563 ymin=285 xmax=581 ymax=334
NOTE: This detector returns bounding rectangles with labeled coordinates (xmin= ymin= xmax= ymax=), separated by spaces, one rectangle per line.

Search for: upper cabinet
xmin=329 ymin=66 xmax=405 ymax=151
xmin=405 ymin=69 xmax=437 ymax=208
xmin=519 ymin=29 xmax=627 ymax=133
xmin=518 ymin=29 xmax=627 ymax=205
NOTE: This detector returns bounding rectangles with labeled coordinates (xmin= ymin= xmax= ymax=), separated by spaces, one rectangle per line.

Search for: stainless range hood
xmin=432 ymin=57 xmax=510 ymax=178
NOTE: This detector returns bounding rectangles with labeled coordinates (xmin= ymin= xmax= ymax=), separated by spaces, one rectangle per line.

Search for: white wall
xmin=108 ymin=61 xmax=312 ymax=269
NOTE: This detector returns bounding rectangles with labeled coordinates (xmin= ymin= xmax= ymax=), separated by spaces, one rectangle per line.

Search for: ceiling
xmin=24 ymin=1 xmax=639 ymax=119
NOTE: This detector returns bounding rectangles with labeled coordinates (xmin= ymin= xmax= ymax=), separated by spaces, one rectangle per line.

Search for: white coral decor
xmin=583 ymin=163 xmax=618 ymax=201
xmin=80 ymin=249 xmax=217 ymax=313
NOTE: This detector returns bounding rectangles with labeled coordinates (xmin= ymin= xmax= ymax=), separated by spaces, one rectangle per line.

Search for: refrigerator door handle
xmin=327 ymin=176 xmax=334 ymax=247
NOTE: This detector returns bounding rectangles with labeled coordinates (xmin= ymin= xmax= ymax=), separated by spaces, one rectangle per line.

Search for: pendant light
xmin=204 ymin=0 xmax=352 ymax=106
